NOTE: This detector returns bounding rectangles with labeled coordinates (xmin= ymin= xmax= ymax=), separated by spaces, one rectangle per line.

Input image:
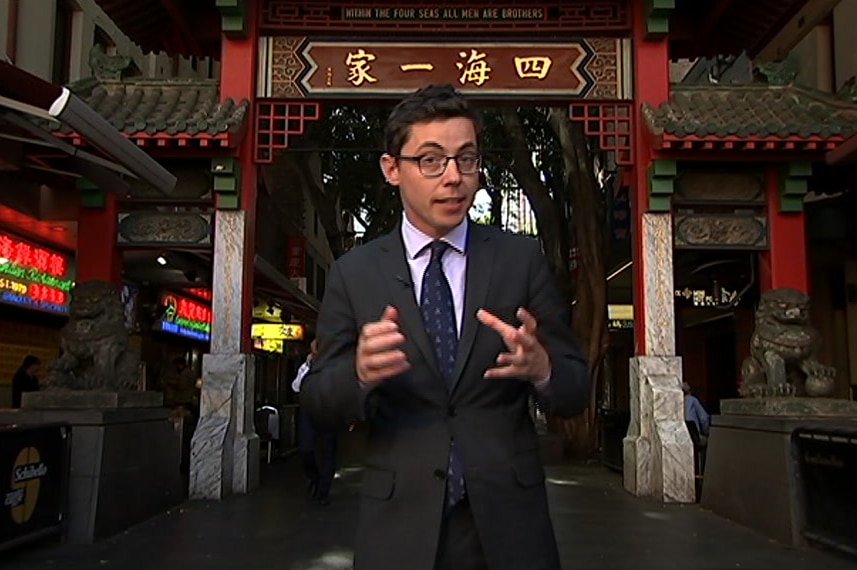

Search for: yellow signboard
xmin=251 ymin=323 xmax=305 ymax=340
xmin=253 ymin=338 xmax=284 ymax=353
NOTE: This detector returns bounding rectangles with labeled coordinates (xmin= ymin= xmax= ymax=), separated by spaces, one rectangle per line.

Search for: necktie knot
xmin=429 ymin=240 xmax=450 ymax=262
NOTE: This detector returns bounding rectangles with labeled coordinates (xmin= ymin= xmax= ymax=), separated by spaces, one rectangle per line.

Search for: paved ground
xmin=5 ymin=433 xmax=856 ymax=569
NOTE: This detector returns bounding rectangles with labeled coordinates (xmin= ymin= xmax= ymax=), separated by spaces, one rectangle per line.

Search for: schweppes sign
xmin=0 ymin=425 xmax=67 ymax=546
xmin=6 ymin=447 xmax=48 ymax=524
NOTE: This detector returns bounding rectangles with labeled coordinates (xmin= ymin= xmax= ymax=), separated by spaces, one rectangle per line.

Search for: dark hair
xmin=384 ymin=84 xmax=482 ymax=157
xmin=21 ymin=355 xmax=40 ymax=369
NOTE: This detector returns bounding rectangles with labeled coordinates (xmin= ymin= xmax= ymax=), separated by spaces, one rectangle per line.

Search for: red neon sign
xmin=176 ymin=297 xmax=212 ymax=324
xmin=186 ymin=288 xmax=213 ymax=301
xmin=29 ymin=283 xmax=67 ymax=305
xmin=0 ymin=234 xmax=67 ymax=277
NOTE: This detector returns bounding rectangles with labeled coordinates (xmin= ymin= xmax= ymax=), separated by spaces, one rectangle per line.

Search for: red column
xmin=760 ymin=165 xmax=809 ymax=293
xmin=220 ymin=0 xmax=258 ymax=353
xmin=76 ymin=192 xmax=121 ymax=284
xmin=631 ymin=2 xmax=670 ymax=355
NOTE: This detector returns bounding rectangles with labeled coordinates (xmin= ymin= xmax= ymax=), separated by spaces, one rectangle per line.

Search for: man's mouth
xmin=435 ymin=197 xmax=465 ymax=205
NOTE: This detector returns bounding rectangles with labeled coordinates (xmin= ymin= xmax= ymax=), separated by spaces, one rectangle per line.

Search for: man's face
xmin=381 ymin=117 xmax=480 ymax=239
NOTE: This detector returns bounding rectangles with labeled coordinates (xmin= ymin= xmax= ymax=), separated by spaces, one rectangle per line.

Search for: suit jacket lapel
xmin=451 ymin=222 xmax=494 ymax=393
xmin=377 ymin=228 xmax=440 ymax=379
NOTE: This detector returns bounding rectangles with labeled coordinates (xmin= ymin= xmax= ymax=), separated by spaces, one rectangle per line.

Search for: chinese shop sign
xmin=306 ymin=42 xmax=590 ymax=96
xmin=261 ymin=38 xmax=631 ymax=99
xmin=0 ymin=232 xmax=72 ymax=315
xmin=154 ymin=292 xmax=212 ymax=342
xmin=286 ymin=236 xmax=305 ymax=278
xmin=251 ymin=323 xmax=305 ymax=341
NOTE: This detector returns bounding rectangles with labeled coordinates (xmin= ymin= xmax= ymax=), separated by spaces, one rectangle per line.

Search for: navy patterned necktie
xmin=419 ymin=240 xmax=466 ymax=509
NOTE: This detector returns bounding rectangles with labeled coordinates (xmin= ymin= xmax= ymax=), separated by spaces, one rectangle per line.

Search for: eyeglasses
xmin=397 ymin=152 xmax=481 ymax=178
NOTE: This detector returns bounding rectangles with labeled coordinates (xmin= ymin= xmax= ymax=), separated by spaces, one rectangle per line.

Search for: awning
xmin=0 ymin=61 xmax=176 ymax=194
xmin=254 ymin=255 xmax=320 ymax=324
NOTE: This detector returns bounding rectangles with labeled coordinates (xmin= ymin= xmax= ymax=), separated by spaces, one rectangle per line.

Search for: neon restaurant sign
xmin=154 ymin=292 xmax=212 ymax=342
xmin=0 ymin=232 xmax=72 ymax=315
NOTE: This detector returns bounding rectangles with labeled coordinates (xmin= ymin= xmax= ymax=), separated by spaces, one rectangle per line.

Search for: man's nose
xmin=442 ymin=157 xmax=462 ymax=183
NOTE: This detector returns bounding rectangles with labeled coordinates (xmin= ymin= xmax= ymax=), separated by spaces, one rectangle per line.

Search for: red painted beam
xmin=632 ymin=0 xmax=670 ymax=356
xmin=760 ymin=165 xmax=808 ymax=293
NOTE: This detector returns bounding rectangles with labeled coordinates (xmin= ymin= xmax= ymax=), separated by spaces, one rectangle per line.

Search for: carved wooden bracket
xmin=779 ymin=161 xmax=811 ymax=212
xmin=216 ymin=0 xmax=247 ymax=37
xmin=647 ymin=159 xmax=677 ymax=212
xmin=77 ymin=178 xmax=106 ymax=208
xmin=212 ymin=157 xmax=242 ymax=210
xmin=646 ymin=0 xmax=675 ymax=37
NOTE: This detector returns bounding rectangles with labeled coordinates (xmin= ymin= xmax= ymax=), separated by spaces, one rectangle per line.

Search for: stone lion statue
xmin=47 ymin=280 xmax=139 ymax=391
xmin=739 ymin=287 xmax=835 ymax=398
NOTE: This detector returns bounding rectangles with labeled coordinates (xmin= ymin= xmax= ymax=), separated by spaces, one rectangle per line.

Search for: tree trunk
xmin=280 ymin=151 xmax=347 ymax=259
xmin=498 ymin=108 xmax=572 ymax=303
xmin=547 ymin=107 xmax=609 ymax=457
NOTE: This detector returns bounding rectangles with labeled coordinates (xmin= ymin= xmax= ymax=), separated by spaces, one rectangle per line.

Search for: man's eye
xmin=458 ymin=154 xmax=478 ymax=165
xmin=420 ymin=155 xmax=443 ymax=165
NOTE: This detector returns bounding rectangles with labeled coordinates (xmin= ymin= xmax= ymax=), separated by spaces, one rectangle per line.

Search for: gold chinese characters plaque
xmin=259 ymin=37 xmax=632 ymax=99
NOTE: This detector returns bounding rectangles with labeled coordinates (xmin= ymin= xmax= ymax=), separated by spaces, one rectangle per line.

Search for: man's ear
xmin=380 ymin=154 xmax=400 ymax=186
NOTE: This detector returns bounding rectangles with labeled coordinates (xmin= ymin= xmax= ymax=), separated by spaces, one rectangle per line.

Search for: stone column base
xmin=189 ymin=353 xmax=259 ymax=499
xmin=623 ymin=356 xmax=695 ymax=503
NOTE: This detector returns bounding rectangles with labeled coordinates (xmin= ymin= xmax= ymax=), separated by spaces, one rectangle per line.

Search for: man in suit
xmin=301 ymin=84 xmax=590 ymax=570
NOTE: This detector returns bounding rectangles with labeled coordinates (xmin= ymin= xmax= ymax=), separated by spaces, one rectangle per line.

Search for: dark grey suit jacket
xmin=301 ymin=221 xmax=589 ymax=570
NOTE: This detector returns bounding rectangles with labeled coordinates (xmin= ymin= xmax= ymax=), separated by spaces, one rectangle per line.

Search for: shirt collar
xmin=401 ymin=212 xmax=468 ymax=260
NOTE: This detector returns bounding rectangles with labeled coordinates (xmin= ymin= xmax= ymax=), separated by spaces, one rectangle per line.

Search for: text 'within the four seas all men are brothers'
xmin=342 ymin=7 xmax=546 ymax=21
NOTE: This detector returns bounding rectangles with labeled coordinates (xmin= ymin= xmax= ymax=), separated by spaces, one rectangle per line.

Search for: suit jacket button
xmin=433 ymin=469 xmax=447 ymax=480
xmin=447 ymin=405 xmax=456 ymax=417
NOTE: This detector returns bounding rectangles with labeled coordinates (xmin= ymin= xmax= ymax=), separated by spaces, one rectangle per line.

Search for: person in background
xmin=293 ymin=339 xmax=337 ymax=506
xmin=683 ymin=382 xmax=710 ymax=441
xmin=12 ymin=355 xmax=41 ymax=408
xmin=163 ymin=357 xmax=198 ymax=417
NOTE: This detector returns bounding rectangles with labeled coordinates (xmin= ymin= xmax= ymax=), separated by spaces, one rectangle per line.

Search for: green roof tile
xmin=644 ymin=84 xmax=857 ymax=140
xmin=62 ymin=77 xmax=249 ymax=138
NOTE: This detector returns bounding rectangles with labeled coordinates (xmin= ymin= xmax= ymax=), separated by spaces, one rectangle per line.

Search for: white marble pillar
xmin=189 ymin=210 xmax=260 ymax=499
xmin=623 ymin=212 xmax=695 ymax=503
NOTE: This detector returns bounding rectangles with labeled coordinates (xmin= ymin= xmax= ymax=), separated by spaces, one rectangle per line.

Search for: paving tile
xmin=4 ymin=439 xmax=855 ymax=569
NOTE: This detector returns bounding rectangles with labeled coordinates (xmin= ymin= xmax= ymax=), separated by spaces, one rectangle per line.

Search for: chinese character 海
xmin=456 ymin=49 xmax=491 ymax=86
xmin=345 ymin=49 xmax=379 ymax=86
xmin=514 ymin=56 xmax=552 ymax=80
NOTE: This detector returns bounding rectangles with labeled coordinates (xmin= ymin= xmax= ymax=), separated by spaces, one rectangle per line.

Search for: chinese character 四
xmin=514 ymin=56 xmax=552 ymax=79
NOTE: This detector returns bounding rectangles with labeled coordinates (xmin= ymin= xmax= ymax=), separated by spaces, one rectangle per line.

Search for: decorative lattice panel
xmin=254 ymin=101 xmax=322 ymax=163
xmin=261 ymin=1 xmax=630 ymax=34
xmin=570 ymin=102 xmax=634 ymax=165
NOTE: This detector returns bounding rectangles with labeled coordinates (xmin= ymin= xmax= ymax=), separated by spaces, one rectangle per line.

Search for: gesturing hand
xmin=476 ymin=307 xmax=551 ymax=383
xmin=356 ymin=305 xmax=410 ymax=384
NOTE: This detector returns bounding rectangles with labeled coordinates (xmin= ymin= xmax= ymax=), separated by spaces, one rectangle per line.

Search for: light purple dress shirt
xmin=401 ymin=213 xmax=468 ymax=336
xmin=399 ymin=213 xmax=551 ymax=389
